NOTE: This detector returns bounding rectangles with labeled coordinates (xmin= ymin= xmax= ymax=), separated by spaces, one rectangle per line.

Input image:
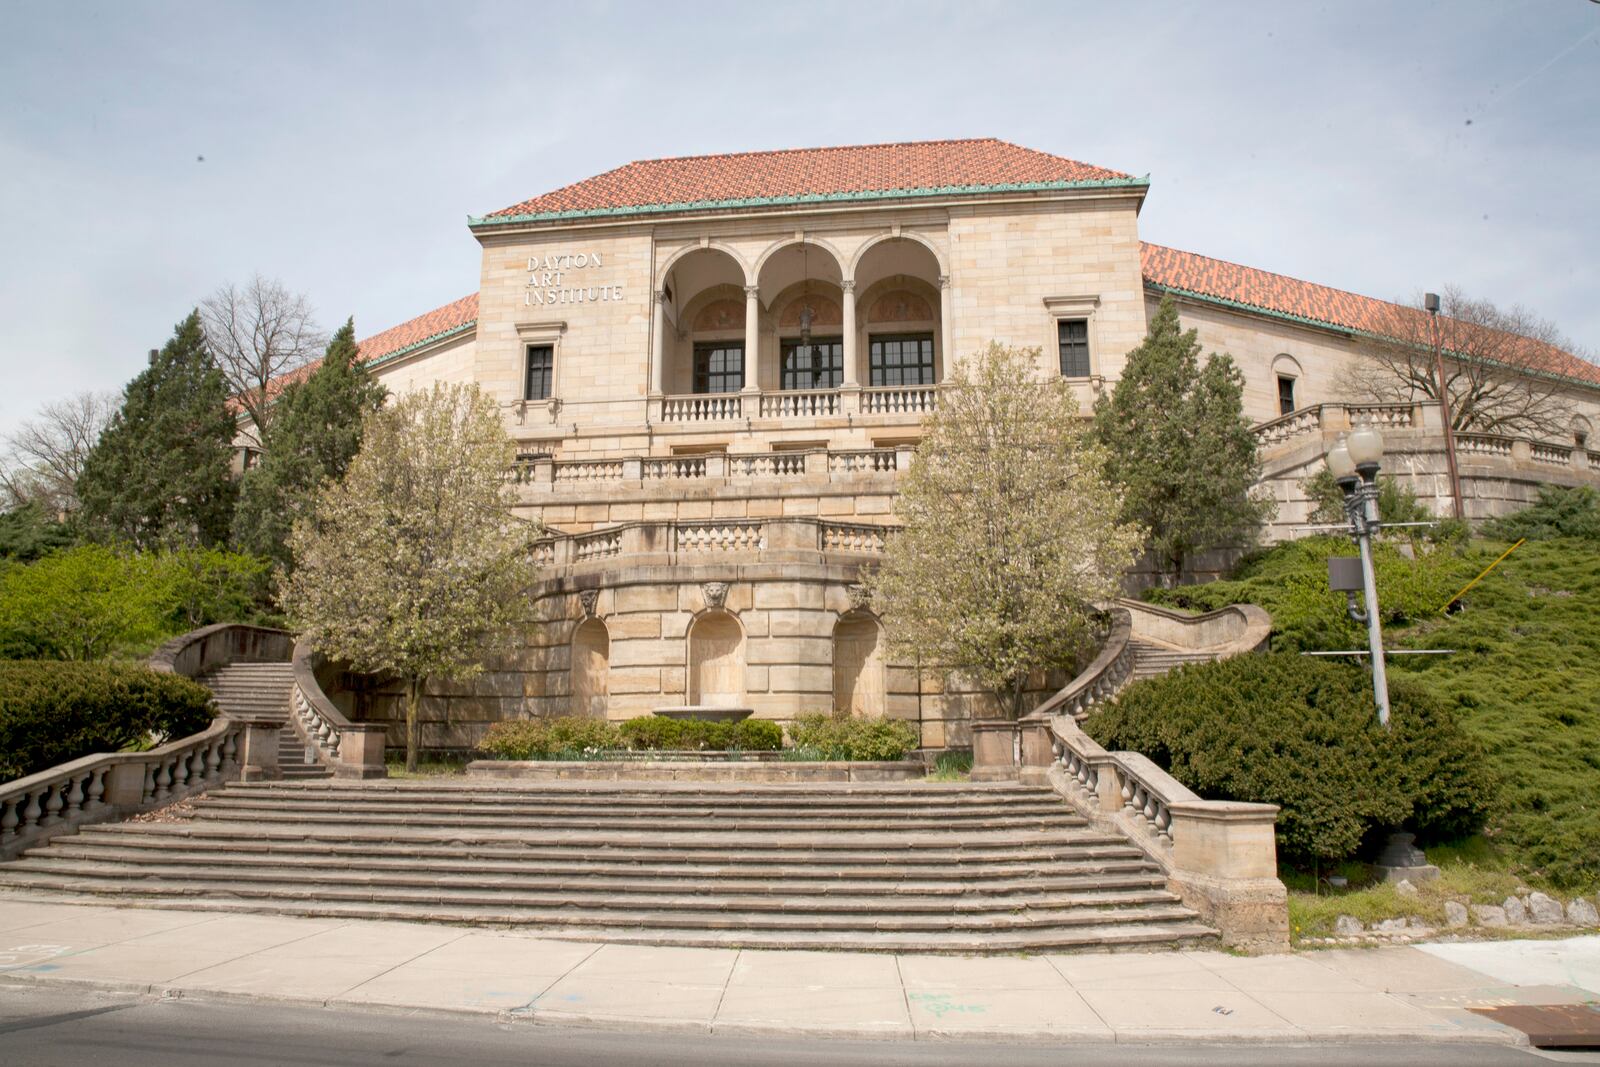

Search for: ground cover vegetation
xmin=1129 ymin=495 xmax=1600 ymax=888
xmin=0 ymin=661 xmax=214 ymax=780
xmin=1094 ymin=297 xmax=1274 ymax=585
xmin=865 ymin=343 xmax=1141 ymax=720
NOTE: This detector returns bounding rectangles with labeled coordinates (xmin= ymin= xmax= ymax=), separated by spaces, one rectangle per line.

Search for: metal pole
xmin=1355 ymin=511 xmax=1392 ymax=729
xmin=1427 ymin=295 xmax=1464 ymax=520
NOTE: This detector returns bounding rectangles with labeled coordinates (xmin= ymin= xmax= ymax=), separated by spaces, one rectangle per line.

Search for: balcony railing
xmin=511 ymin=446 xmax=910 ymax=490
xmin=529 ymin=517 xmax=901 ymax=572
xmin=657 ymin=386 xmax=938 ymax=423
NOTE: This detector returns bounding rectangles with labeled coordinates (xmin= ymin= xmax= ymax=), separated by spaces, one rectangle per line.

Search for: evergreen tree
xmin=232 ymin=319 xmax=386 ymax=569
xmin=77 ymin=312 xmax=237 ymax=549
xmin=1094 ymin=297 xmax=1274 ymax=584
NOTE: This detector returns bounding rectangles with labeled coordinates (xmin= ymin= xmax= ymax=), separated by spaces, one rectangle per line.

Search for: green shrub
xmin=0 ymin=660 xmax=216 ymax=781
xmin=617 ymin=715 xmax=681 ymax=750
xmin=730 ymin=717 xmax=783 ymax=751
xmin=1084 ymin=654 xmax=1495 ymax=865
xmin=475 ymin=716 xmax=620 ymax=760
xmin=1480 ymin=485 xmax=1600 ymax=543
xmin=787 ymin=712 xmax=920 ymax=761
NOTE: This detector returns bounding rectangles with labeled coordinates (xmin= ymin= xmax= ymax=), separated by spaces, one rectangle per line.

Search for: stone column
xmin=743 ymin=285 xmax=761 ymax=394
xmin=937 ymin=274 xmax=953 ymax=380
xmin=840 ymin=279 xmax=860 ymax=415
xmin=650 ymin=288 xmax=668 ymax=397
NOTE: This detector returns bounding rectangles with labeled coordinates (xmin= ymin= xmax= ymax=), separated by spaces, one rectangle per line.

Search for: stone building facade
xmin=276 ymin=139 xmax=1600 ymax=750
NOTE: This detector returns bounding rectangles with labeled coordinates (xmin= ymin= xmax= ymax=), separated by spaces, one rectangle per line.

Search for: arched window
xmin=570 ymin=618 xmax=610 ymax=718
xmin=688 ymin=611 xmax=745 ymax=707
xmin=1271 ymin=354 xmax=1304 ymax=416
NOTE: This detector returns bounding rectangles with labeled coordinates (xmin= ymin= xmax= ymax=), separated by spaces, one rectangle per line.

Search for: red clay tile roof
xmin=1140 ymin=242 xmax=1600 ymax=387
xmin=238 ymin=293 xmax=478 ymax=415
xmin=479 ymin=139 xmax=1139 ymax=222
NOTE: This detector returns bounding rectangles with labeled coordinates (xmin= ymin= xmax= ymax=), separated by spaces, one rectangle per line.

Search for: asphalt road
xmin=0 ymin=984 xmax=1589 ymax=1066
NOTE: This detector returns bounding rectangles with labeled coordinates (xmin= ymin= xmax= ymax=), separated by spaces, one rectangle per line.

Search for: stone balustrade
xmin=0 ymin=718 xmax=267 ymax=861
xmin=654 ymin=385 xmax=937 ymax=423
xmin=860 ymin=384 xmax=938 ymax=415
xmin=1118 ymin=598 xmax=1273 ymax=656
xmin=1040 ymin=715 xmax=1287 ymax=952
xmin=1026 ymin=607 xmax=1135 ymax=724
xmin=1255 ymin=400 xmax=1595 ymax=477
xmin=757 ymin=389 xmax=839 ymax=418
xmin=661 ymin=393 xmax=742 ymax=422
xmin=291 ymin=639 xmax=388 ymax=779
xmin=512 ymin=445 xmax=910 ymax=490
xmin=530 ymin=516 xmax=899 ymax=573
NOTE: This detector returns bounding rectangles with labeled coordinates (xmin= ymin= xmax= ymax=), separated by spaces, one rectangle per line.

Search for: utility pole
xmin=1425 ymin=292 xmax=1464 ymax=519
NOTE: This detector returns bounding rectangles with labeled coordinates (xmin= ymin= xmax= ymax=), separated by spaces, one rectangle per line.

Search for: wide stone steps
xmin=0 ymin=780 xmax=1218 ymax=952
xmin=1129 ymin=639 xmax=1219 ymax=681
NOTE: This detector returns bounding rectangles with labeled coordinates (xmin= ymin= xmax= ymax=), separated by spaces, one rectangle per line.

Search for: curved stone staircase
xmin=198 ymin=662 xmax=329 ymax=781
xmin=1128 ymin=638 xmax=1224 ymax=681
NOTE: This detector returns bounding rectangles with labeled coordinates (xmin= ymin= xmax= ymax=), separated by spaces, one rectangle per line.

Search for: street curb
xmin=0 ymin=970 xmax=1527 ymax=1047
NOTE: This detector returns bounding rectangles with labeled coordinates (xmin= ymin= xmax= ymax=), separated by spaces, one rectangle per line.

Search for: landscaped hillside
xmin=1145 ymin=532 xmax=1600 ymax=888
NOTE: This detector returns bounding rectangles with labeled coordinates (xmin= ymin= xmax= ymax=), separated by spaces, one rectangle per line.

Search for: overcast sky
xmin=1 ymin=0 xmax=1596 ymax=436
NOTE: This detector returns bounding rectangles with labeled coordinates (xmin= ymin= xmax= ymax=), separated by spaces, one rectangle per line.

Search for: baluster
xmin=221 ymin=732 xmax=238 ymax=772
xmin=1153 ymin=805 xmax=1173 ymax=844
xmin=327 ymin=730 xmax=341 ymax=759
xmin=153 ymin=759 xmax=172 ymax=800
xmin=205 ymin=740 xmax=221 ymax=781
xmin=1 ymin=797 xmax=18 ymax=843
xmin=64 ymin=774 xmax=84 ymax=817
xmin=85 ymin=767 xmax=106 ymax=812
xmin=142 ymin=763 xmax=156 ymax=803
xmin=40 ymin=782 xmax=63 ymax=826
xmin=171 ymin=751 xmax=189 ymax=790
xmin=24 ymin=787 xmax=46 ymax=830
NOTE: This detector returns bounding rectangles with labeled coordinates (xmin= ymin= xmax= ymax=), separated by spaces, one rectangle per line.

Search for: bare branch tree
xmin=199 ymin=275 xmax=325 ymax=444
xmin=0 ymin=391 xmax=118 ymax=512
xmin=1344 ymin=287 xmax=1585 ymax=438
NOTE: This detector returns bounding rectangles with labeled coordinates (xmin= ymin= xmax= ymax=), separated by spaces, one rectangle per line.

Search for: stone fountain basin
xmin=653 ymin=705 xmax=754 ymax=723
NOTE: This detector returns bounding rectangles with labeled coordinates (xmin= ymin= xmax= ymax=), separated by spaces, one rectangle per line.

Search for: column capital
xmin=744 ymin=285 xmax=761 ymax=299
xmin=937 ymin=274 xmax=951 ymax=289
xmin=655 ymin=288 xmax=670 ymax=304
xmin=840 ymin=278 xmax=856 ymax=293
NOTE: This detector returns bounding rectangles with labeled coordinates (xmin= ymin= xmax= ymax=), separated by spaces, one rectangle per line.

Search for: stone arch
xmin=777 ymin=290 xmax=843 ymax=329
xmin=656 ymin=241 xmax=751 ymax=290
xmin=832 ymin=611 xmax=886 ymax=718
xmin=688 ymin=610 xmax=746 ymax=708
xmin=1271 ymin=353 xmax=1304 ymax=379
xmin=570 ymin=617 xmax=610 ymax=718
xmin=752 ymin=235 xmax=849 ymax=286
xmin=848 ymin=230 xmax=948 ymax=279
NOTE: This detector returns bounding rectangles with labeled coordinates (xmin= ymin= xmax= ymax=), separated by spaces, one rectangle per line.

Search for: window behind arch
xmin=869 ymin=333 xmax=935 ymax=386
xmin=693 ymin=342 xmax=744 ymax=394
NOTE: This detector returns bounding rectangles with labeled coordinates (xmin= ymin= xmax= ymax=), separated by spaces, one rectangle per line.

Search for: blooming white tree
xmin=282 ymin=383 xmax=539 ymax=770
xmin=865 ymin=343 xmax=1143 ymax=719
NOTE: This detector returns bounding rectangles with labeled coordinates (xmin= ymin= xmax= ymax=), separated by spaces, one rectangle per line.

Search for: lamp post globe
xmin=1326 ymin=436 xmax=1357 ymax=481
xmin=1348 ymin=425 xmax=1384 ymax=470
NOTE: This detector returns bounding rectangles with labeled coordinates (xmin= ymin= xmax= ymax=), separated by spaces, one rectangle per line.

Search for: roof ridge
xmin=1141 ymin=240 xmax=1403 ymax=307
xmin=618 ymin=137 xmax=1007 ymax=168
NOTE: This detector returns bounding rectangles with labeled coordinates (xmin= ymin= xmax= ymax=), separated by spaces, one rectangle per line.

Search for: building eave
xmin=468 ymin=176 xmax=1151 ymax=230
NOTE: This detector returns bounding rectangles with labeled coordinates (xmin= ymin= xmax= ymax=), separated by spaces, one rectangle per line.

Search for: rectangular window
xmin=1277 ymin=375 xmax=1297 ymax=416
xmin=525 ymin=345 xmax=554 ymax=400
xmin=780 ymin=337 xmax=842 ymax=390
xmin=868 ymin=333 xmax=936 ymax=387
xmin=1057 ymin=319 xmax=1090 ymax=378
xmin=693 ymin=342 xmax=744 ymax=394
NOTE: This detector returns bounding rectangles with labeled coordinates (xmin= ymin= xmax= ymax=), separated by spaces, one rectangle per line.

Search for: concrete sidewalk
xmin=0 ymin=898 xmax=1594 ymax=1046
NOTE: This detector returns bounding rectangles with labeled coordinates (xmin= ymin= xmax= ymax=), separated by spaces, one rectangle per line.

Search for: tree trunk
xmin=404 ymin=674 xmax=423 ymax=773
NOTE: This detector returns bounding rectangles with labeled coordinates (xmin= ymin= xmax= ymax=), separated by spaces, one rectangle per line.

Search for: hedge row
xmin=1084 ymin=653 xmax=1495 ymax=865
xmin=476 ymin=715 xmax=785 ymax=760
xmin=0 ymin=660 xmax=216 ymax=781
xmin=475 ymin=713 xmax=919 ymax=761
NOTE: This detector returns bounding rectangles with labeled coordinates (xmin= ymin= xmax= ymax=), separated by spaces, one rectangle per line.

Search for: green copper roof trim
xmin=1147 ymin=282 xmax=1600 ymax=392
xmin=469 ymin=176 xmax=1151 ymax=227
xmin=360 ymin=319 xmax=477 ymax=370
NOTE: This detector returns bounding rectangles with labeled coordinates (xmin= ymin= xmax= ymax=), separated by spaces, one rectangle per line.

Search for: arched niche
xmin=688 ymin=610 xmax=746 ymax=707
xmin=570 ymin=617 xmax=610 ymax=718
xmin=832 ymin=612 xmax=886 ymax=718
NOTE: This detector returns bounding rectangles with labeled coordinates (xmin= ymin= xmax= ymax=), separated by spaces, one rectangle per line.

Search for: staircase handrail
xmin=291 ymin=638 xmax=388 ymax=778
xmin=1034 ymin=712 xmax=1287 ymax=952
xmin=148 ymin=622 xmax=295 ymax=679
xmin=0 ymin=713 xmax=281 ymax=862
xmin=1030 ymin=606 xmax=1135 ymax=721
xmin=1117 ymin=598 xmax=1272 ymax=656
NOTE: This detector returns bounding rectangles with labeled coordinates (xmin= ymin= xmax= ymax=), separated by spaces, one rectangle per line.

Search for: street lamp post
xmin=1327 ymin=427 xmax=1392 ymax=729
xmin=1425 ymin=291 xmax=1464 ymax=520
